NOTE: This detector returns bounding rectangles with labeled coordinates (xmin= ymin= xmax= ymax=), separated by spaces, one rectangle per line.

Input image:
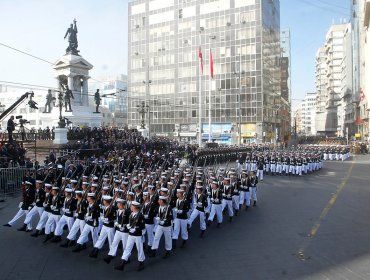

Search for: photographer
xmin=7 ymin=116 xmax=16 ymax=143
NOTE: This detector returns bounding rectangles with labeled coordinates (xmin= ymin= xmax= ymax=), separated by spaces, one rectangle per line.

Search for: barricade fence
xmin=0 ymin=167 xmax=35 ymax=202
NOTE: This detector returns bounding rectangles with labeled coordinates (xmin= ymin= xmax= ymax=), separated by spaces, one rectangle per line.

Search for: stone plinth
xmin=53 ymin=128 xmax=68 ymax=145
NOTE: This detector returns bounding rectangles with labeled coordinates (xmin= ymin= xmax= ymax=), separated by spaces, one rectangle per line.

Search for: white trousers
xmin=36 ymin=211 xmax=51 ymax=231
xmin=94 ymin=226 xmax=115 ymax=249
xmin=122 ymin=235 xmax=145 ymax=262
xmin=172 ymin=218 xmax=188 ymax=240
xmin=232 ymin=195 xmax=240 ymax=210
xmin=24 ymin=206 xmax=44 ymax=226
xmin=9 ymin=208 xmax=32 ymax=230
xmin=67 ymin=219 xmax=85 ymax=241
xmin=283 ymin=164 xmax=289 ymax=173
xmin=45 ymin=214 xmax=61 ymax=234
xmin=54 ymin=215 xmax=74 ymax=236
xmin=187 ymin=209 xmax=206 ymax=230
xmin=77 ymin=224 xmax=98 ymax=245
xmin=296 ymin=166 xmax=302 ymax=176
xmin=270 ymin=164 xmax=276 ymax=173
xmin=289 ymin=165 xmax=295 ymax=173
xmin=145 ymin=224 xmax=155 ymax=246
xmin=208 ymin=204 xmax=223 ymax=223
xmin=151 ymin=225 xmax=172 ymax=251
xmin=222 ymin=199 xmax=234 ymax=217
xmin=276 ymin=164 xmax=282 ymax=174
xmin=239 ymin=191 xmax=251 ymax=206
xmin=251 ymin=187 xmax=257 ymax=202
xmin=108 ymin=231 xmax=128 ymax=256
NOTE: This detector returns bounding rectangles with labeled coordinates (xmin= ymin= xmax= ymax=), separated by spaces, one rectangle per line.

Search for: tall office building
xmin=280 ymin=28 xmax=290 ymax=103
xmin=128 ymin=0 xmax=281 ymax=144
xmin=300 ymin=92 xmax=316 ymax=135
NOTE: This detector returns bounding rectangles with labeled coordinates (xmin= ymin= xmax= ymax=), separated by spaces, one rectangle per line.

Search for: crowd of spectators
xmin=298 ymin=136 xmax=347 ymax=145
xmin=0 ymin=139 xmax=27 ymax=168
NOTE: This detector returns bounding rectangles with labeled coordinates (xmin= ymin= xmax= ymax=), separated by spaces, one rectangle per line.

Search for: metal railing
xmin=0 ymin=167 xmax=35 ymax=202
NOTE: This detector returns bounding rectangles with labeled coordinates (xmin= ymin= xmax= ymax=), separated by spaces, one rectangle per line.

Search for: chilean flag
xmin=359 ymin=88 xmax=365 ymax=103
xmin=210 ymin=49 xmax=214 ymax=79
xmin=198 ymin=47 xmax=203 ymax=75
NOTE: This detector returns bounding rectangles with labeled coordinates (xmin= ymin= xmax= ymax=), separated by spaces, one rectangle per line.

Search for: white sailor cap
xmin=114 ymin=180 xmax=121 ymax=183
xmin=25 ymin=181 xmax=32 ymax=185
xmin=93 ymin=176 xmax=98 ymax=180
xmin=36 ymin=180 xmax=43 ymax=184
xmin=52 ymin=186 xmax=59 ymax=190
xmin=177 ymin=189 xmax=185 ymax=193
xmin=131 ymin=201 xmax=141 ymax=207
xmin=179 ymin=184 xmax=187 ymax=188
xmin=196 ymin=185 xmax=203 ymax=189
xmin=160 ymin=187 xmax=169 ymax=192
xmin=148 ymin=185 xmax=155 ymax=189
xmin=82 ymin=182 xmax=88 ymax=185
xmin=45 ymin=183 xmax=52 ymax=188
xmin=127 ymin=191 xmax=134 ymax=196
xmin=116 ymin=198 xmax=126 ymax=204
xmin=75 ymin=190 xmax=83 ymax=195
xmin=158 ymin=195 xmax=168 ymax=200
xmin=91 ymin=183 xmax=98 ymax=187
xmin=143 ymin=192 xmax=149 ymax=196
xmin=64 ymin=188 xmax=73 ymax=193
xmin=102 ymin=186 xmax=110 ymax=191
xmin=71 ymin=179 xmax=78 ymax=183
xmin=102 ymin=195 xmax=112 ymax=201
xmin=57 ymin=164 xmax=63 ymax=169
xmin=62 ymin=177 xmax=66 ymax=180
xmin=87 ymin=192 xmax=96 ymax=198
xmin=82 ymin=175 xmax=88 ymax=179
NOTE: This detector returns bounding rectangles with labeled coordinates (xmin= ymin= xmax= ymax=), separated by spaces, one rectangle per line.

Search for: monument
xmin=40 ymin=19 xmax=102 ymax=144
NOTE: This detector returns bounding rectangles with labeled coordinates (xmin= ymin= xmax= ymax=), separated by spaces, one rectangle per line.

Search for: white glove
xmin=159 ymin=221 xmax=164 ymax=225
xmin=173 ymin=208 xmax=178 ymax=212
xmin=155 ymin=217 xmax=160 ymax=222
xmin=129 ymin=228 xmax=135 ymax=233
xmin=28 ymin=206 xmax=32 ymax=210
xmin=144 ymin=214 xmax=149 ymax=219
xmin=51 ymin=206 xmax=56 ymax=210
xmin=74 ymin=213 xmax=78 ymax=218
xmin=215 ymin=199 xmax=219 ymax=203
xmin=193 ymin=203 xmax=198 ymax=206
xmin=32 ymin=202 xmax=36 ymax=206
xmin=197 ymin=202 xmax=203 ymax=207
xmin=210 ymin=198 xmax=214 ymax=202
xmin=18 ymin=202 xmax=23 ymax=209
xmin=43 ymin=203 xmax=47 ymax=207
xmin=177 ymin=210 xmax=183 ymax=214
xmin=114 ymin=222 xmax=119 ymax=227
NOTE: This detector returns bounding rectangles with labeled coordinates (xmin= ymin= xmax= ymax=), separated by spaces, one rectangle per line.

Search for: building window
xmin=192 ymin=110 xmax=197 ymax=117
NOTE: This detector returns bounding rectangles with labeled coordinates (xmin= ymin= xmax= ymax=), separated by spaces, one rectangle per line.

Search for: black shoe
xmin=148 ymin=249 xmax=156 ymax=258
xmin=162 ymin=250 xmax=171 ymax=259
xmin=60 ymin=240 xmax=70 ymax=248
xmin=229 ymin=217 xmax=233 ymax=223
xmin=205 ymin=213 xmax=210 ymax=220
xmin=43 ymin=234 xmax=53 ymax=243
xmin=89 ymin=248 xmax=99 ymax=258
xmin=253 ymin=201 xmax=257 ymax=206
xmin=72 ymin=244 xmax=82 ymax=253
xmin=3 ymin=223 xmax=11 ymax=227
xmin=51 ymin=236 xmax=62 ymax=243
xmin=26 ymin=229 xmax=32 ymax=232
xmin=206 ymin=220 xmax=211 ymax=226
xmin=199 ymin=230 xmax=205 ymax=238
xmin=172 ymin=239 xmax=177 ymax=250
xmin=103 ymin=255 xmax=114 ymax=264
xmin=137 ymin=261 xmax=145 ymax=271
xmin=180 ymin=240 xmax=187 ymax=248
xmin=245 ymin=206 xmax=249 ymax=211
xmin=40 ymin=228 xmax=45 ymax=236
xmin=217 ymin=223 xmax=221 ymax=229
xmin=114 ymin=261 xmax=126 ymax=271
xmin=18 ymin=224 xmax=27 ymax=231
xmin=234 ymin=210 xmax=238 ymax=216
xmin=31 ymin=230 xmax=40 ymax=237
xmin=68 ymin=240 xmax=76 ymax=247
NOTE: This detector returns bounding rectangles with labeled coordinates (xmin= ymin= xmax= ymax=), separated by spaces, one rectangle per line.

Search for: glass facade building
xmin=128 ymin=0 xmax=281 ymax=144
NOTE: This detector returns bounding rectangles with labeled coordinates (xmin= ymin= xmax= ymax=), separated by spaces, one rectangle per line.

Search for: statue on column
xmin=94 ymin=89 xmax=101 ymax=113
xmin=64 ymin=19 xmax=79 ymax=55
xmin=43 ymin=89 xmax=54 ymax=113
xmin=64 ymin=85 xmax=74 ymax=112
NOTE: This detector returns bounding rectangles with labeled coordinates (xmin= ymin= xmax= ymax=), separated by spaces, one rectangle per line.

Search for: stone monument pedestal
xmin=53 ymin=128 xmax=68 ymax=145
xmin=138 ymin=128 xmax=149 ymax=139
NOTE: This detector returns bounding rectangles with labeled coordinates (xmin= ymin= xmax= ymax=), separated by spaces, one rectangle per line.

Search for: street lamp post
xmin=142 ymin=65 xmax=152 ymax=138
xmin=137 ymin=101 xmax=149 ymax=130
xmin=234 ymin=53 xmax=245 ymax=146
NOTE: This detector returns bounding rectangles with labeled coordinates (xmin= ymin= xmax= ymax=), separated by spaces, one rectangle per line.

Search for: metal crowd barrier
xmin=0 ymin=167 xmax=35 ymax=202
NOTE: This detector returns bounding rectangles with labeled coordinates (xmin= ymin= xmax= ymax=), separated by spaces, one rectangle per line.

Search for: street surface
xmin=1 ymin=155 xmax=370 ymax=280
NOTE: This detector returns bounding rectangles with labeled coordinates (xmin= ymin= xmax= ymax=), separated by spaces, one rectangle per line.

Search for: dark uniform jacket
xmin=85 ymin=203 xmax=100 ymax=227
xmin=50 ymin=195 xmax=64 ymax=215
xmin=21 ymin=187 xmax=36 ymax=210
xmin=126 ymin=212 xmax=145 ymax=236
xmin=63 ymin=196 xmax=77 ymax=217
xmin=34 ymin=188 xmax=46 ymax=207
xmin=115 ymin=208 xmax=131 ymax=232
xmin=142 ymin=201 xmax=157 ymax=225
xmin=210 ymin=188 xmax=223 ymax=204
xmin=102 ymin=205 xmax=117 ymax=228
xmin=174 ymin=198 xmax=189 ymax=220
xmin=157 ymin=205 xmax=173 ymax=227
xmin=194 ymin=192 xmax=208 ymax=212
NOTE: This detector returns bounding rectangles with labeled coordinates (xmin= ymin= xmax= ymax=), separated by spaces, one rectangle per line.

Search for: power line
xmin=299 ymin=0 xmax=350 ymax=17
xmin=312 ymin=0 xmax=349 ymax=11
xmin=0 ymin=42 xmax=54 ymax=65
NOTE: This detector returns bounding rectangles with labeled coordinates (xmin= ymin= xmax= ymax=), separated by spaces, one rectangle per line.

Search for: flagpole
xmin=198 ymin=55 xmax=202 ymax=147
xmin=208 ymin=49 xmax=212 ymax=143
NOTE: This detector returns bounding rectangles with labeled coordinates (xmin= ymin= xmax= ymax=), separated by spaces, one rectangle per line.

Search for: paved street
xmin=1 ymin=156 xmax=370 ymax=280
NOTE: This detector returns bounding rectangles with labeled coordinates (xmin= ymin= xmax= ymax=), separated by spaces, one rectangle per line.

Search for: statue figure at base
xmin=43 ymin=89 xmax=54 ymax=113
xmin=94 ymin=89 xmax=101 ymax=113
xmin=64 ymin=85 xmax=74 ymax=112
xmin=64 ymin=19 xmax=79 ymax=55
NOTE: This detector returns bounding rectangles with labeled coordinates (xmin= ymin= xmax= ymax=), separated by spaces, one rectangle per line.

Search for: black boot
xmin=137 ymin=261 xmax=145 ymax=271
xmin=245 ymin=206 xmax=249 ymax=211
xmin=206 ymin=220 xmax=211 ymax=226
xmin=180 ymin=240 xmax=187 ymax=248
xmin=229 ymin=217 xmax=233 ymax=223
xmin=72 ymin=244 xmax=82 ymax=253
xmin=199 ymin=230 xmax=205 ymax=239
xmin=89 ymin=248 xmax=99 ymax=258
xmin=68 ymin=240 xmax=76 ymax=247
xmin=234 ymin=209 xmax=238 ymax=216
xmin=162 ymin=250 xmax=171 ymax=259
xmin=253 ymin=201 xmax=257 ymax=206
xmin=114 ymin=260 xmax=128 ymax=271
xmin=51 ymin=236 xmax=62 ymax=243
xmin=18 ymin=224 xmax=27 ymax=231
xmin=3 ymin=223 xmax=11 ymax=227
xmin=172 ymin=239 xmax=177 ymax=250
xmin=39 ymin=228 xmax=45 ymax=236
xmin=30 ymin=230 xmax=40 ymax=237
xmin=43 ymin=234 xmax=53 ymax=243
xmin=60 ymin=240 xmax=70 ymax=248
xmin=103 ymin=255 xmax=114 ymax=264
xmin=148 ymin=249 xmax=156 ymax=258
xmin=217 ymin=223 xmax=221 ymax=229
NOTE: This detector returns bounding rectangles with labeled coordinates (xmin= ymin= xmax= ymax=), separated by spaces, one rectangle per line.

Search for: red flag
xmin=210 ymin=49 xmax=214 ymax=79
xmin=198 ymin=47 xmax=203 ymax=75
xmin=359 ymin=88 xmax=365 ymax=103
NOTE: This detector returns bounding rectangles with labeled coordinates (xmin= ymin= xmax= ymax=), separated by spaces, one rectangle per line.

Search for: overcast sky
xmin=0 ymin=0 xmax=351 ymax=103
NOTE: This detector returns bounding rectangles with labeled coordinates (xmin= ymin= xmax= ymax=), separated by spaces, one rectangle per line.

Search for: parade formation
xmin=2 ymin=133 xmax=348 ymax=272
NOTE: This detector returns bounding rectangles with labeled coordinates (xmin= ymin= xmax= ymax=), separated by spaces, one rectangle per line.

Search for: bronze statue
xmin=64 ymin=19 xmax=79 ymax=55
xmin=94 ymin=89 xmax=101 ymax=113
xmin=64 ymin=85 xmax=74 ymax=112
xmin=43 ymin=89 xmax=54 ymax=113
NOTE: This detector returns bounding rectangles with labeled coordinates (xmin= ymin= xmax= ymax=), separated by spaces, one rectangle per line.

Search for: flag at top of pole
xmin=210 ymin=49 xmax=214 ymax=79
xmin=198 ymin=47 xmax=203 ymax=75
xmin=359 ymin=88 xmax=365 ymax=103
